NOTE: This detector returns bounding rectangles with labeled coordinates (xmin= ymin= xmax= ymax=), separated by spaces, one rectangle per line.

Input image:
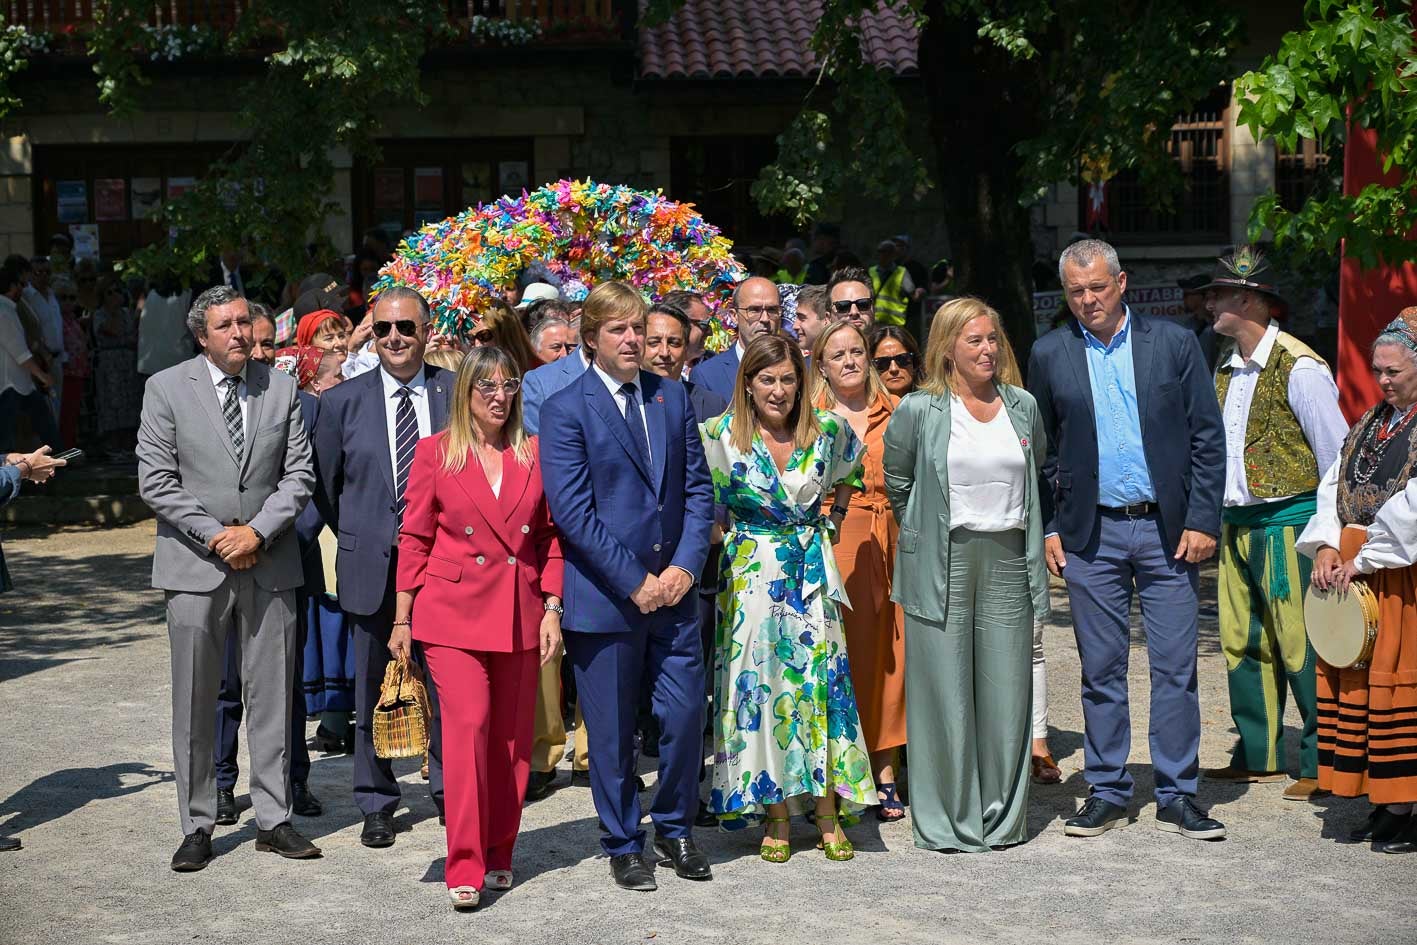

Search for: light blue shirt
xmin=1082 ymin=310 xmax=1155 ymax=506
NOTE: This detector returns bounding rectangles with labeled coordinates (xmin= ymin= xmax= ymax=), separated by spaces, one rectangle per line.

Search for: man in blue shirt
xmin=1028 ymin=239 xmax=1226 ymax=843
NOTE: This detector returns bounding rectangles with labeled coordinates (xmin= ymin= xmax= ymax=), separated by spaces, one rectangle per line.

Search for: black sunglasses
xmin=873 ymin=353 xmax=916 ymax=372
xmin=372 ymin=319 xmax=419 ymax=339
xmin=471 ymin=328 xmax=496 ymax=345
xmin=832 ymin=298 xmax=874 ymax=314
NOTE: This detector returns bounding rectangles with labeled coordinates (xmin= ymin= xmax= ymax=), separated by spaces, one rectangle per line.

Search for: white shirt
xmin=204 ymin=356 xmax=249 ymax=438
xmin=22 ymin=285 xmax=63 ymax=360
xmin=946 ymin=396 xmax=1027 ymax=532
xmin=1220 ymin=322 xmax=1348 ymax=507
xmin=342 ymin=341 xmax=381 ymax=379
xmin=0 ymin=295 xmax=35 ymax=396
xmin=380 ymin=366 xmax=432 ymax=483
xmin=1298 ymin=453 xmax=1417 ymax=573
xmin=591 ymin=362 xmax=651 ymax=464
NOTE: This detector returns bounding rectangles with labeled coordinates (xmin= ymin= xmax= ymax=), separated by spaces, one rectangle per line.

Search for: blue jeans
xmin=1061 ymin=509 xmax=1201 ymax=809
xmin=0 ymin=386 xmax=61 ymax=453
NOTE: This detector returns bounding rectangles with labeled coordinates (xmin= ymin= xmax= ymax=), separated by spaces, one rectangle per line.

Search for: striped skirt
xmin=1318 ymin=528 xmax=1417 ymax=803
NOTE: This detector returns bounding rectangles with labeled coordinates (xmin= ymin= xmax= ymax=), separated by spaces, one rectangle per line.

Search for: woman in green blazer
xmin=882 ymin=297 xmax=1051 ymax=852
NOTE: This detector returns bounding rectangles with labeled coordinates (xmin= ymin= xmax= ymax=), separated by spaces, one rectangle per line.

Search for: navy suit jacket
xmin=522 ymin=351 xmax=588 ymax=435
xmin=311 ymin=363 xmax=453 ymax=615
xmin=687 ymin=345 xmax=740 ymax=404
xmin=540 ymin=368 xmax=715 ymax=633
xmin=1026 ymin=313 xmax=1224 ymax=554
xmin=295 ymin=391 xmax=325 ymax=595
xmin=684 ymin=379 xmax=729 ymax=425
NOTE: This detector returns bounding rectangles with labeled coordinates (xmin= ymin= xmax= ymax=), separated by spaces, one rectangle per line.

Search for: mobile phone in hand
xmin=53 ymin=448 xmax=85 ymax=465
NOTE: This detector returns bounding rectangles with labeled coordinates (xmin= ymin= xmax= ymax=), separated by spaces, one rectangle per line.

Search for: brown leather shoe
xmin=1203 ymin=765 xmax=1286 ymax=783
xmin=1282 ymin=778 xmax=1329 ymax=801
xmin=1031 ymin=754 xmax=1062 ymax=785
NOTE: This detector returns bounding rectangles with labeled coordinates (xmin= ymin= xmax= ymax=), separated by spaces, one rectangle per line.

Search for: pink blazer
xmin=397 ymin=433 xmax=564 ymax=652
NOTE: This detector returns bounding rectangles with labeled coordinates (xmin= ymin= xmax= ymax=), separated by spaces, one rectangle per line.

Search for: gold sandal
xmin=760 ymin=816 xmax=791 ymax=863
xmin=815 ymin=813 xmax=854 ymax=861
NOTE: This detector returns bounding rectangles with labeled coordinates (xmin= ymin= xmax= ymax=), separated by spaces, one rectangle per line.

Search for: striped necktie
xmin=221 ymin=375 xmax=244 ymax=457
xmin=394 ymin=386 xmax=418 ymax=526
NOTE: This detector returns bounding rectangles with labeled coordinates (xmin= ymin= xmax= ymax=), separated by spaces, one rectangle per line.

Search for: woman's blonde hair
xmin=920 ymin=297 xmax=1022 ymax=396
xmin=579 ymin=281 xmax=648 ymax=352
xmin=809 ymin=319 xmax=885 ymax=408
xmin=480 ymin=298 xmax=540 ymax=374
xmin=441 ymin=347 xmax=533 ymax=473
xmin=728 ymin=334 xmax=820 ymax=453
xmin=423 ymin=348 xmax=464 ymax=372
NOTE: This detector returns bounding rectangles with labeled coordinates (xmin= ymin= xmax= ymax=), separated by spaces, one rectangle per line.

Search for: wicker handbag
xmin=373 ymin=655 xmax=432 ymax=759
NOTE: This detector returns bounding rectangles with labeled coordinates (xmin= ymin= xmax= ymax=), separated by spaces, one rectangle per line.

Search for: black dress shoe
xmin=292 ymin=781 xmax=322 ymax=817
xmin=609 ymin=852 xmax=657 ymax=891
xmin=171 ymin=831 xmax=212 ymax=872
xmin=311 ymin=725 xmax=344 ymax=753
xmin=695 ymin=801 xmax=718 ymax=828
xmin=1379 ymin=816 xmax=1417 ymax=854
xmin=571 ymin=769 xmax=591 ymax=787
xmin=255 ymin=822 xmax=322 ymax=859
xmin=635 ymin=775 xmax=648 ymax=793
xmin=1063 ymin=797 xmax=1129 ymax=837
xmin=525 ymin=769 xmax=558 ymax=803
xmin=653 ymin=836 xmax=712 ymax=880
xmin=1156 ymin=798 xmax=1226 ymax=840
xmin=0 ymin=835 xmax=20 ymax=852
xmin=361 ymin=811 xmax=396 ymax=848
xmin=1349 ymin=805 xmax=1411 ymax=843
xmin=215 ymin=788 xmax=238 ymax=826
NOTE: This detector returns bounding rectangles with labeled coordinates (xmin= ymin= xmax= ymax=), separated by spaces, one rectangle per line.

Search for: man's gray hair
xmin=1058 ymin=238 xmax=1122 ymax=284
xmin=188 ymin=285 xmax=244 ymax=337
xmin=530 ymin=315 xmax=572 ymax=349
xmin=372 ymin=284 xmax=431 ymax=322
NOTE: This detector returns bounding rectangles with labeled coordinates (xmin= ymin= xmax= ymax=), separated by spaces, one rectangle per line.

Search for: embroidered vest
xmin=1337 ymin=404 xmax=1417 ymax=527
xmin=1215 ymin=332 xmax=1326 ymax=499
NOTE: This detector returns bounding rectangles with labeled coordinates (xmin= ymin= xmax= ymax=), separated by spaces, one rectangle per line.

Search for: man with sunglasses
xmin=827 ymin=267 xmax=878 ymax=334
xmin=312 ymin=286 xmax=452 ymax=849
xmin=682 ymin=276 xmax=780 ymax=403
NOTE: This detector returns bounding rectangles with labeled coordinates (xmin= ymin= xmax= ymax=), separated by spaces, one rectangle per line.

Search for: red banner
xmin=1337 ymin=123 xmax=1417 ymax=421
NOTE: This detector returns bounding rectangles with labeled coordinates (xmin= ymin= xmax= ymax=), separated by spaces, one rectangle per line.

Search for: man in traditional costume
xmin=1203 ymin=248 xmax=1347 ymax=800
xmin=1297 ymin=307 xmax=1417 ymax=854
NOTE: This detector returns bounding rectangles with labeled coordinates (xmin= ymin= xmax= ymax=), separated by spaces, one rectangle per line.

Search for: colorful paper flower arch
xmin=371 ymin=179 xmax=747 ymax=346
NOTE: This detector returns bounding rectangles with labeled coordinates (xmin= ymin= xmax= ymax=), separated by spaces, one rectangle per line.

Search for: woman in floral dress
xmin=702 ymin=334 xmax=877 ymax=863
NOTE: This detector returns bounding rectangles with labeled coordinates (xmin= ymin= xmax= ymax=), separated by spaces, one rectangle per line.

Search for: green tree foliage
xmin=647 ymin=0 xmax=1240 ymax=352
xmin=1237 ymin=0 xmax=1417 ymax=269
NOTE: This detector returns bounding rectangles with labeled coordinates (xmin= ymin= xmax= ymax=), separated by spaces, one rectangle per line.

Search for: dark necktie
xmin=394 ymin=386 xmax=418 ymax=526
xmin=619 ymin=382 xmax=651 ymax=474
xmin=221 ymin=375 xmax=244 ymax=457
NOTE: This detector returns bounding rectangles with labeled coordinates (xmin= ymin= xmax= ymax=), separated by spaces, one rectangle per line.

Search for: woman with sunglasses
xmin=392 ymin=346 xmax=564 ymax=911
xmin=882 ymin=297 xmax=1049 ymax=853
xmin=871 ymin=326 xmax=921 ymax=398
xmin=471 ymin=299 xmax=543 ymax=374
xmin=811 ymin=320 xmax=908 ymax=820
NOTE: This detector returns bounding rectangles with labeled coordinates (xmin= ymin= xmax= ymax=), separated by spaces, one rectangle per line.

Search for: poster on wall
xmin=95 ymin=178 xmax=127 ymax=221
xmin=373 ymin=168 xmax=403 ymax=209
xmin=57 ymin=180 xmax=88 ymax=223
xmin=498 ymin=161 xmax=528 ymax=195
xmin=69 ymin=224 xmax=99 ymax=262
xmin=132 ymin=177 xmax=163 ymax=219
xmin=166 ymin=176 xmax=197 ymax=200
xmin=1033 ymin=284 xmax=1186 ymax=336
xmin=414 ymin=167 xmax=443 ymax=208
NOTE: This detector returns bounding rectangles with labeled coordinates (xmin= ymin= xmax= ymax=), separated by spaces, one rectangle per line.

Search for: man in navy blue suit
xmin=1028 ymin=239 xmax=1227 ymax=842
xmin=312 ymin=286 xmax=451 ymax=849
xmin=681 ymin=276 xmax=780 ymax=403
xmin=541 ymin=281 xmax=715 ymax=891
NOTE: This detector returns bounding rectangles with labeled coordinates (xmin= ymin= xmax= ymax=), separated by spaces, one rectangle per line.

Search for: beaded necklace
xmin=1350 ymin=404 xmax=1417 ymax=486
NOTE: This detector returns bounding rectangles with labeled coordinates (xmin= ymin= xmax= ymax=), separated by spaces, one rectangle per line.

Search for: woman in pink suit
xmin=392 ymin=346 xmax=564 ymax=911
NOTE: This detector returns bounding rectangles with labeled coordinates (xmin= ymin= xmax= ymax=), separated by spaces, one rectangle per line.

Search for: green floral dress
xmin=702 ymin=409 xmax=878 ymax=827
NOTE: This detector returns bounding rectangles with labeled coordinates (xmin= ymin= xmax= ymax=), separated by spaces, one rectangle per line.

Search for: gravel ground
xmin=1 ymin=521 xmax=1412 ymax=945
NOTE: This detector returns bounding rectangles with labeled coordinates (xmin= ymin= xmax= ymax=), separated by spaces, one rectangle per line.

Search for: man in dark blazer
xmin=541 ymin=282 xmax=715 ymax=892
xmin=682 ymin=277 xmax=780 ymax=403
xmin=1027 ymin=239 xmax=1227 ymax=842
xmin=312 ymin=286 xmax=451 ymax=848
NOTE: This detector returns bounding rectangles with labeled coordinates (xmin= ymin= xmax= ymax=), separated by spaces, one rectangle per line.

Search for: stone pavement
xmin=1 ymin=522 xmax=1412 ymax=945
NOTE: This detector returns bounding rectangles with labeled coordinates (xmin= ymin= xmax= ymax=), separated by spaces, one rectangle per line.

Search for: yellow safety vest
xmin=774 ymin=267 xmax=808 ymax=285
xmin=870 ymin=265 xmax=908 ymax=326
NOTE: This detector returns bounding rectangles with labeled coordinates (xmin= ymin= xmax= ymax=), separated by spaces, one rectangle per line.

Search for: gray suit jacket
xmin=137 ymin=354 xmax=314 ymax=594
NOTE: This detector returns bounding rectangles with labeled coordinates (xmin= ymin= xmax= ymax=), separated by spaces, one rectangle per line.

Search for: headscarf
xmin=273 ymin=345 xmax=323 ymax=390
xmin=295 ymin=309 xmax=344 ymax=348
xmin=1376 ymin=306 xmax=1417 ymax=353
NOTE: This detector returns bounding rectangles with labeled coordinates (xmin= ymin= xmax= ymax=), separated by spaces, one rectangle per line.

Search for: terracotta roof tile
xmin=639 ymin=0 xmax=918 ymax=80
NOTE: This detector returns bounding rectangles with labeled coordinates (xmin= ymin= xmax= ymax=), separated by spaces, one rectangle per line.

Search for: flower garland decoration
xmin=469 ymin=15 xmax=543 ymax=46
xmin=373 ymin=179 xmax=747 ymax=348
xmin=143 ymin=24 xmax=222 ymax=62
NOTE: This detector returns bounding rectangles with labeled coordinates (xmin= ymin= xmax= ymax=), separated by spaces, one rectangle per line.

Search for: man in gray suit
xmin=138 ymin=285 xmax=320 ymax=871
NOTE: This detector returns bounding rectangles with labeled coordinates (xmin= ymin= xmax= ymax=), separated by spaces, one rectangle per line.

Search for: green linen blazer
xmin=881 ymin=383 xmax=1052 ymax=623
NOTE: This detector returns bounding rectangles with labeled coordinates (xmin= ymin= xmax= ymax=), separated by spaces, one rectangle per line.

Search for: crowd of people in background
xmin=3 ymin=221 xmax=1412 ymax=907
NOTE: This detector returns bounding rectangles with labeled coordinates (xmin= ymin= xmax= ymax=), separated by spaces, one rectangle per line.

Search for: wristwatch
xmin=544 ymin=601 xmax=564 ymax=616
xmin=248 ymin=524 xmax=267 ymax=548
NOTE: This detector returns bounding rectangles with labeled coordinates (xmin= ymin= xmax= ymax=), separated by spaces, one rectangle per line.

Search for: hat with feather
xmin=1201 ymin=245 xmax=1288 ymax=314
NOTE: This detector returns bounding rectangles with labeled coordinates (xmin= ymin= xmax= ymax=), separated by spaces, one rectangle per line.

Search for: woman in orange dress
xmin=811 ymin=320 xmax=908 ymax=819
